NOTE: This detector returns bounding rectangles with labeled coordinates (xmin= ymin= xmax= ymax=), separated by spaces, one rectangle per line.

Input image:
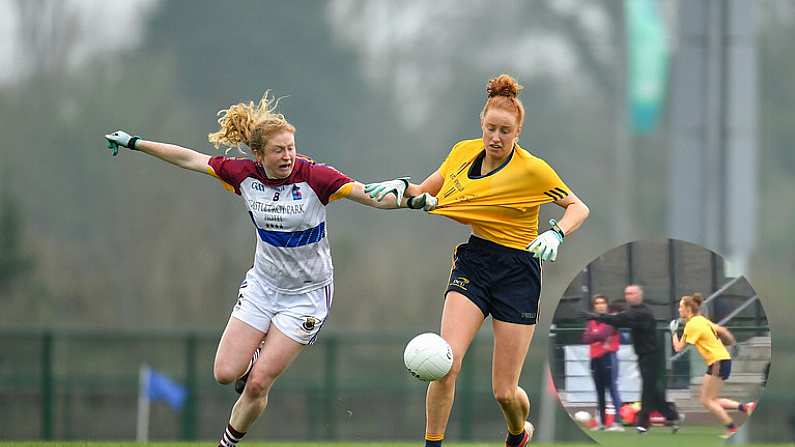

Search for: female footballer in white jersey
xmin=104 ymin=93 xmax=433 ymax=447
xmin=367 ymin=75 xmax=590 ymax=447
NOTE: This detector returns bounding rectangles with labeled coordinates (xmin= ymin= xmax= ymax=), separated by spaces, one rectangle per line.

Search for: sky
xmin=0 ymin=0 xmax=614 ymax=127
xmin=0 ymin=0 xmax=158 ymax=83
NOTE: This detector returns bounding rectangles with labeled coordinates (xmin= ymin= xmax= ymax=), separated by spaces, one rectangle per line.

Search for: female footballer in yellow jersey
xmin=671 ymin=293 xmax=756 ymax=438
xmin=366 ymin=74 xmax=589 ymax=447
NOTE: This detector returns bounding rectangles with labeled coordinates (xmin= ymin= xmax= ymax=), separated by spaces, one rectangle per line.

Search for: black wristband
xmin=550 ymin=220 xmax=565 ymax=240
xmin=128 ymin=136 xmax=140 ymax=150
xmin=406 ymin=196 xmax=416 ymax=209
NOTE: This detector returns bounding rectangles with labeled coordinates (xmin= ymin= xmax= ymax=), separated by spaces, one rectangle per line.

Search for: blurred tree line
xmin=0 ymin=0 xmax=792 ymax=336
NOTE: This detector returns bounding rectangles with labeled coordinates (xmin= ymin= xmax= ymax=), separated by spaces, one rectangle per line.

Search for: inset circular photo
xmin=548 ymin=239 xmax=770 ymax=444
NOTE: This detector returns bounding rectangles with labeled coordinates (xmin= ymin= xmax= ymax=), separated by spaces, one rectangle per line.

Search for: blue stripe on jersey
xmin=248 ymin=212 xmax=326 ymax=247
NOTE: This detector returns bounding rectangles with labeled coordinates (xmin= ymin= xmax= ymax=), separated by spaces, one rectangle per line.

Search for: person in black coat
xmin=585 ymin=284 xmax=679 ymax=433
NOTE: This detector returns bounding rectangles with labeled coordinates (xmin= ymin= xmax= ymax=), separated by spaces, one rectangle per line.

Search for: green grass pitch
xmin=1 ymin=442 xmax=795 ymax=447
xmin=2 ymin=427 xmax=795 ymax=447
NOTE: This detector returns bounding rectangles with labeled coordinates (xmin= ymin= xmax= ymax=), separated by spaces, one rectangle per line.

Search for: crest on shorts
xmin=450 ymin=276 xmax=470 ymax=290
xmin=301 ymin=316 xmax=320 ymax=331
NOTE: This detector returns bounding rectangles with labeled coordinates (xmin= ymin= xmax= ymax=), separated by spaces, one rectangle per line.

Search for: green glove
xmin=364 ymin=177 xmax=410 ymax=204
xmin=406 ymin=193 xmax=438 ymax=211
xmin=527 ymin=219 xmax=565 ymax=262
xmin=104 ymin=130 xmax=141 ymax=156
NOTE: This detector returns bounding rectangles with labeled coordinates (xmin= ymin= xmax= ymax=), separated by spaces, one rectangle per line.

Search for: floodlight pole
xmin=669 ymin=0 xmax=758 ymax=278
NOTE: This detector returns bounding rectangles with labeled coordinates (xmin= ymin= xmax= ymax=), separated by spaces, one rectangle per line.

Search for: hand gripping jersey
xmin=208 ymin=155 xmax=353 ymax=294
xmin=429 ymin=139 xmax=570 ymax=250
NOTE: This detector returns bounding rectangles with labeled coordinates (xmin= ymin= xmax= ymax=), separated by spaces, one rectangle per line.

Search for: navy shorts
xmin=446 ymin=235 xmax=541 ymax=325
xmin=706 ymin=359 xmax=732 ymax=381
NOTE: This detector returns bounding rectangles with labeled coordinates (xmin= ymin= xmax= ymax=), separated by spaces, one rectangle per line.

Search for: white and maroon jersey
xmin=208 ymin=155 xmax=353 ymax=294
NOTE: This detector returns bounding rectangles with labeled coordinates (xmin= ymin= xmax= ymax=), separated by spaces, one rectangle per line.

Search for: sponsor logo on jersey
xmin=248 ymin=201 xmax=305 ymax=214
xmin=252 ymin=181 xmax=267 ymax=192
xmin=291 ymin=185 xmax=302 ymax=201
xmin=442 ymin=178 xmax=467 ymax=199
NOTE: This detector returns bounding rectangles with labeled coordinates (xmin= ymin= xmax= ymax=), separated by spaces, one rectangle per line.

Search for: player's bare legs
xmin=717 ymin=397 xmax=740 ymax=409
xmin=214 ymin=317 xmax=267 ymax=384
xmin=700 ymin=374 xmax=733 ymax=425
xmin=425 ymin=292 xmax=485 ymax=437
xmin=492 ymin=320 xmax=535 ymax=434
xmin=229 ymin=325 xmax=305 ymax=431
xmin=717 ymin=397 xmax=755 ymax=416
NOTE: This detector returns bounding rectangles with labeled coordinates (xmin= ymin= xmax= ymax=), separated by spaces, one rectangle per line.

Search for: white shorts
xmin=230 ymin=276 xmax=333 ymax=345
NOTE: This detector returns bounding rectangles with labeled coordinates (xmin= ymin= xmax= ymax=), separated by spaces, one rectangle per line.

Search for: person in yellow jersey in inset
xmin=365 ymin=74 xmax=590 ymax=447
xmin=671 ymin=293 xmax=757 ymax=439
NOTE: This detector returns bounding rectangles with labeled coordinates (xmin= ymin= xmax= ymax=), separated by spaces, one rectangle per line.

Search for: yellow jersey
xmin=683 ymin=315 xmax=731 ymax=365
xmin=429 ymin=139 xmax=570 ymax=250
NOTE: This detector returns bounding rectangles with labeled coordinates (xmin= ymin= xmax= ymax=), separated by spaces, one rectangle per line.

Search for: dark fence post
xmin=307 ymin=386 xmax=319 ymax=440
xmin=181 ymin=333 xmax=198 ymax=440
xmin=324 ymin=335 xmax=338 ymax=440
xmin=41 ymin=331 xmax=54 ymax=440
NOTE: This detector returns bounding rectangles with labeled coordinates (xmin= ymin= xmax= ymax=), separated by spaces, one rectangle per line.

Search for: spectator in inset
xmin=586 ymin=284 xmax=679 ymax=433
xmin=582 ymin=294 xmax=623 ymax=431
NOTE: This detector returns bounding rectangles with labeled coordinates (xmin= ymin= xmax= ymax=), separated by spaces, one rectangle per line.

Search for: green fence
xmin=0 ymin=329 xmax=549 ymax=442
xmin=2 ymin=328 xmax=792 ymax=442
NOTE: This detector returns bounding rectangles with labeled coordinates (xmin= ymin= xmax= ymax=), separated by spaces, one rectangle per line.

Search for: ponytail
xmin=208 ymin=91 xmax=295 ymax=155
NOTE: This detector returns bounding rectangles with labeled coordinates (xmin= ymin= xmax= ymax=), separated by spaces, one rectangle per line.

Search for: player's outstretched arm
xmin=405 ymin=170 xmax=444 ymax=197
xmin=344 ymin=182 xmax=436 ymax=210
xmin=590 ymin=310 xmax=638 ymax=329
xmin=363 ymin=177 xmax=410 ymax=205
xmin=104 ymin=130 xmax=211 ymax=174
xmin=360 ymin=170 xmax=443 ymax=211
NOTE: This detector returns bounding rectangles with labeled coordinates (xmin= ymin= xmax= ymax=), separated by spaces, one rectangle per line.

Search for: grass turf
xmin=2 ymin=428 xmax=795 ymax=447
xmin=1 ymin=440 xmax=794 ymax=447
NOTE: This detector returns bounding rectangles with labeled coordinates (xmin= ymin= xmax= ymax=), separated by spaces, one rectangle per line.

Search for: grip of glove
xmin=669 ymin=319 xmax=681 ymax=333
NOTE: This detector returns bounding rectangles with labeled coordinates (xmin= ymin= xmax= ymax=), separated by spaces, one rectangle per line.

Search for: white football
xmin=403 ymin=333 xmax=453 ymax=382
xmin=574 ymin=410 xmax=592 ymax=423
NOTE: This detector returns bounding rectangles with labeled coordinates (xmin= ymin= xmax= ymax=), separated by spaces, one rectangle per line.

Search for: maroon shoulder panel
xmin=208 ymin=156 xmax=258 ymax=195
xmin=306 ymin=160 xmax=354 ymax=205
